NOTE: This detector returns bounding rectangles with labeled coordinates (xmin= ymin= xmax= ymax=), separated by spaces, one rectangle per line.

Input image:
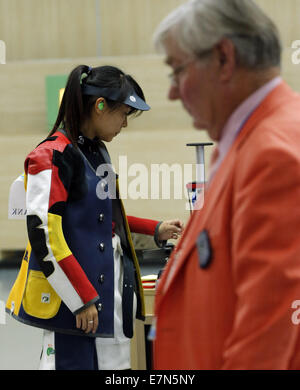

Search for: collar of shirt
xmin=77 ymin=133 xmax=105 ymax=171
xmin=209 ymin=76 xmax=282 ymax=182
xmin=78 ymin=133 xmax=100 ymax=149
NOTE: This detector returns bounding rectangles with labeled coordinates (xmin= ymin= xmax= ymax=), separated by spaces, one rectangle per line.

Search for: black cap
xmin=81 ymin=84 xmax=150 ymax=111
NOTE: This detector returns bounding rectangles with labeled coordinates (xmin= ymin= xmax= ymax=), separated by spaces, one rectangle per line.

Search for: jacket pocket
xmin=23 ymin=270 xmax=61 ymax=319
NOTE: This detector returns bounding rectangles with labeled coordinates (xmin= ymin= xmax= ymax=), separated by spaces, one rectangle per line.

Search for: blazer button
xmin=97 ymin=303 xmax=103 ymax=312
xmin=99 ymin=274 xmax=105 ymax=284
xmin=99 ymin=243 xmax=105 ymax=251
xmin=99 ymin=213 xmax=105 ymax=222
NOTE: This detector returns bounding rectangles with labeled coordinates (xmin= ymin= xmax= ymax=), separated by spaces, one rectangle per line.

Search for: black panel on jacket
xmin=52 ymin=145 xmax=87 ymax=202
xmin=49 ymin=201 xmax=66 ymax=217
xmin=26 ymin=215 xmax=54 ymax=277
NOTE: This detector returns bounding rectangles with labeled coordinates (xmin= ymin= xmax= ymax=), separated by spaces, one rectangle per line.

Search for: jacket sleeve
xmin=25 ymin=144 xmax=99 ymax=315
xmin=221 ymin=141 xmax=300 ymax=369
xmin=127 ymin=215 xmax=159 ymax=235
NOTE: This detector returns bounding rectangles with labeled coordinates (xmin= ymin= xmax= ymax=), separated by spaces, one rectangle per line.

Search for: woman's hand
xmin=76 ymin=304 xmax=98 ymax=334
xmin=157 ymin=219 xmax=184 ymax=241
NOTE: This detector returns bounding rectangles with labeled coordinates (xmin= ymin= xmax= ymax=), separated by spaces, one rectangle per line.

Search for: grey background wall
xmin=1 ymin=0 xmax=300 ymax=252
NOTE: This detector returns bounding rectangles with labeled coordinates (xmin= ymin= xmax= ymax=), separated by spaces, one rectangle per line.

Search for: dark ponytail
xmin=49 ymin=64 xmax=147 ymax=146
xmin=49 ymin=65 xmax=90 ymax=145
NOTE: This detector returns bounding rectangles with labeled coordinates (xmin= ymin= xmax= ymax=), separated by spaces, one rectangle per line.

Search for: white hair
xmin=153 ymin=0 xmax=282 ymax=69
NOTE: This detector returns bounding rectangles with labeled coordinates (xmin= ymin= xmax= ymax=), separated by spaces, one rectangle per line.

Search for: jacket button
xmin=99 ymin=243 xmax=105 ymax=251
xmin=97 ymin=303 xmax=103 ymax=312
xmin=99 ymin=274 xmax=105 ymax=283
xmin=99 ymin=213 xmax=105 ymax=222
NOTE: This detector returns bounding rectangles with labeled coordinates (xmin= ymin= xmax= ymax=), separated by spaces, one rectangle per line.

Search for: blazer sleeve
xmin=25 ymin=144 xmax=99 ymax=315
xmin=221 ymin=140 xmax=300 ymax=369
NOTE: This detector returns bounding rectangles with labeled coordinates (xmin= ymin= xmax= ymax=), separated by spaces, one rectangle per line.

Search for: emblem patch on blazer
xmin=41 ymin=293 xmax=50 ymax=303
xmin=196 ymin=230 xmax=212 ymax=269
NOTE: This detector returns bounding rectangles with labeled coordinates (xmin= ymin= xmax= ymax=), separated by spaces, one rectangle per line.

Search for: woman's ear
xmin=95 ymin=97 xmax=106 ymax=113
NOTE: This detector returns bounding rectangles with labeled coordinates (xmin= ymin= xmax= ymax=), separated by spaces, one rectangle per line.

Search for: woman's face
xmin=86 ymin=101 xmax=131 ymax=142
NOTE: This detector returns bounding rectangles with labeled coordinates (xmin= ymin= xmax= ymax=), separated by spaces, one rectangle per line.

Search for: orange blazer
xmin=154 ymin=82 xmax=300 ymax=370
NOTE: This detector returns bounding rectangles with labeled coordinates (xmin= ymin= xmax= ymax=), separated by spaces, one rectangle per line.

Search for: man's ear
xmin=215 ymin=38 xmax=237 ymax=82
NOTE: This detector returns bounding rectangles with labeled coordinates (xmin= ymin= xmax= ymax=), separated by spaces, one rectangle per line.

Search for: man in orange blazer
xmin=152 ymin=0 xmax=300 ymax=369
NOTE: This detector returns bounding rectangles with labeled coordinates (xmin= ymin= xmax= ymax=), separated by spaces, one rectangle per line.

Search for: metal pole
xmin=186 ymin=143 xmax=213 ymax=212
